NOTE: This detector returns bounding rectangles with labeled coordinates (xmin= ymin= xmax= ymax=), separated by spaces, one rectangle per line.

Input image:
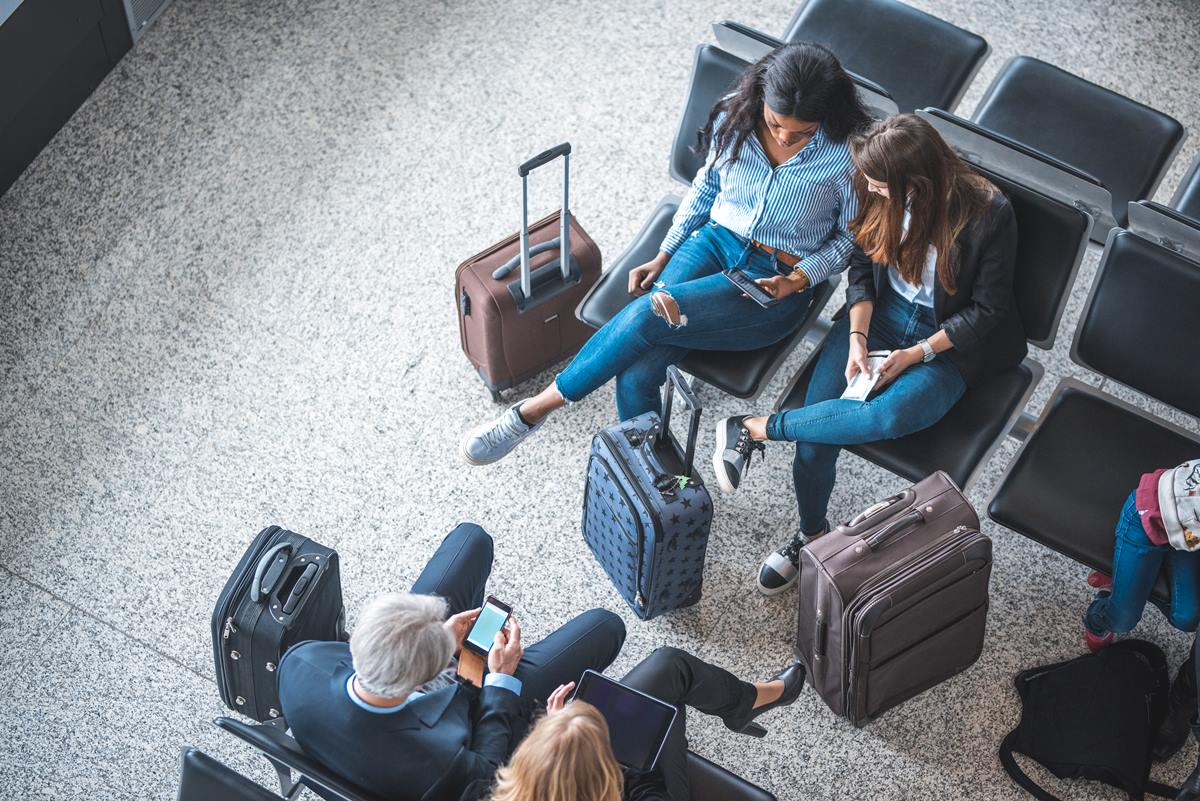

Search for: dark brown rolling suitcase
xmin=795 ymin=471 xmax=992 ymax=726
xmin=455 ymin=142 xmax=602 ymax=401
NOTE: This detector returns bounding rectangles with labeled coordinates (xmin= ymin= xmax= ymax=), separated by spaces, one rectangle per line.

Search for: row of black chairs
xmin=179 ymin=717 xmax=779 ymax=801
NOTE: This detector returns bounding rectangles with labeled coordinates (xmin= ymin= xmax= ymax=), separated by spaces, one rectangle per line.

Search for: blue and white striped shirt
xmin=660 ymin=120 xmax=859 ymax=287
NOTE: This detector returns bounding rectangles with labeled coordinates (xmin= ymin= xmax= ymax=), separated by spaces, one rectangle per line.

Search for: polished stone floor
xmin=1 ymin=0 xmax=1198 ymax=798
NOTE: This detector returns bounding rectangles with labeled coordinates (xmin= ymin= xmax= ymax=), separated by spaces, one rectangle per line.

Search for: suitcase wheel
xmin=488 ymin=387 xmax=503 ymax=404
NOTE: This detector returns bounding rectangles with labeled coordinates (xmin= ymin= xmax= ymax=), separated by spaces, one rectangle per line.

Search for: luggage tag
xmin=841 ymin=350 xmax=891 ymax=402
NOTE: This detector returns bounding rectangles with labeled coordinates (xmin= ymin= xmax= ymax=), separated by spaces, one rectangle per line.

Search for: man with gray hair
xmin=277 ymin=522 xmax=626 ymax=801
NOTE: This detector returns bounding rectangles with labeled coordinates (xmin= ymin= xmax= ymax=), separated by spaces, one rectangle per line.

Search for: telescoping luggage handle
xmin=657 ymin=366 xmax=702 ymax=478
xmin=490 ymin=143 xmax=574 ymax=302
xmin=249 ymin=541 xmax=321 ymax=616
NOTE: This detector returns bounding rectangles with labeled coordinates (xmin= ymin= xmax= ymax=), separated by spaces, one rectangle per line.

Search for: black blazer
xmin=278 ymin=641 xmax=529 ymax=801
xmin=843 ymin=191 xmax=1026 ymax=387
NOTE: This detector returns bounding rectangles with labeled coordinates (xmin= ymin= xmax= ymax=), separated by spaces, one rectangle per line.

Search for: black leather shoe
xmin=723 ymin=662 xmax=806 ymax=738
xmin=1177 ymin=723 xmax=1200 ymax=801
xmin=1155 ymin=655 xmax=1196 ymax=761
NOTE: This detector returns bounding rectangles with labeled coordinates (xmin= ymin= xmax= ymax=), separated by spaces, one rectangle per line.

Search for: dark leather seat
xmin=989 ymin=204 xmax=1200 ymax=603
xmin=775 ymin=110 xmax=1092 ymax=489
xmin=973 ymin=56 xmax=1185 ymax=231
xmin=177 ymin=748 xmax=283 ymax=801
xmin=577 ymin=40 xmax=890 ymax=400
xmin=783 ymin=0 xmax=988 ymax=113
xmin=1171 ymin=154 xmax=1200 ymax=223
xmin=216 ymin=717 xmax=779 ymax=801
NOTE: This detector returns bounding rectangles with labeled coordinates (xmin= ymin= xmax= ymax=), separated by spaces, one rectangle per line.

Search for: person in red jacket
xmin=1085 ymin=459 xmax=1200 ymax=764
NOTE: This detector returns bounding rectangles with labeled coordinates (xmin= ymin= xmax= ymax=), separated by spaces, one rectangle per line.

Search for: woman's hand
xmin=754 ymin=272 xmax=807 ymax=299
xmin=875 ymin=347 xmax=923 ymax=388
xmin=546 ymin=682 xmax=576 ymax=715
xmin=629 ymin=254 xmax=669 ymax=296
xmin=443 ymin=608 xmax=480 ymax=656
xmin=844 ymin=335 xmax=871 ymax=384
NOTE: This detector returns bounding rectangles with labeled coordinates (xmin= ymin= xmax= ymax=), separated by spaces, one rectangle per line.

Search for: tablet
xmin=572 ymin=669 xmax=677 ymax=772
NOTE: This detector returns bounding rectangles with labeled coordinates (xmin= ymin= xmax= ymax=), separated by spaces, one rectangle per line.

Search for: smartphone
xmin=722 ymin=268 xmax=781 ymax=308
xmin=464 ymin=596 xmax=513 ymax=657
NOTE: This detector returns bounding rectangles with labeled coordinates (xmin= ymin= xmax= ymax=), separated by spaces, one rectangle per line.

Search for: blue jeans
xmin=1085 ymin=491 xmax=1200 ymax=635
xmin=765 ymin=287 xmax=965 ymax=533
xmin=556 ymin=222 xmax=815 ymax=420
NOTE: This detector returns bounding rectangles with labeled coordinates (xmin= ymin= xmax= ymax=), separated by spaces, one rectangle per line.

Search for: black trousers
xmin=411 ymin=522 xmax=627 ymax=703
xmin=622 ymin=647 xmax=757 ymax=801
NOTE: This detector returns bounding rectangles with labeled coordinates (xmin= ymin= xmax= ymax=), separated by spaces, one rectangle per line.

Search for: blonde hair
xmin=491 ymin=702 xmax=623 ymax=801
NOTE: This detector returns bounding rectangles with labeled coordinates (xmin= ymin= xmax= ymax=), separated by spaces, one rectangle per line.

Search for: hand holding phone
xmin=487 ymin=617 xmax=523 ymax=676
xmin=464 ymin=596 xmax=512 ymax=656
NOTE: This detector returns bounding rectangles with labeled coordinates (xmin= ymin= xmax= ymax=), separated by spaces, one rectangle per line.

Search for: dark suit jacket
xmin=844 ymin=191 xmax=1026 ymax=387
xmin=278 ymin=641 xmax=528 ymax=801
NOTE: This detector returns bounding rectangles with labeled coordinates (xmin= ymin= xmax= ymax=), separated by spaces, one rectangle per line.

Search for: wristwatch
xmin=918 ymin=338 xmax=935 ymax=363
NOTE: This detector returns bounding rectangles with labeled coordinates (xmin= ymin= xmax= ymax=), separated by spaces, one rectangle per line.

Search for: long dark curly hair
xmin=697 ymin=42 xmax=872 ymax=165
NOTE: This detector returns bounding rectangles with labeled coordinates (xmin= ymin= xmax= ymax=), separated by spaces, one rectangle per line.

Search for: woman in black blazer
xmin=709 ymin=113 xmax=1025 ymax=595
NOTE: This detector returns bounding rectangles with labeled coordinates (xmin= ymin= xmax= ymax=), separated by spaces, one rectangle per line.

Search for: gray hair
xmin=350 ymin=592 xmax=453 ymax=698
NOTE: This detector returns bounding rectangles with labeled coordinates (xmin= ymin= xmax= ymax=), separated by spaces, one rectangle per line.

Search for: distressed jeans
xmin=556 ymin=222 xmax=814 ymax=420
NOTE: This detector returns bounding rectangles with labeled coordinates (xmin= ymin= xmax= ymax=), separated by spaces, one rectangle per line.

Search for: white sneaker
xmin=460 ymin=403 xmax=544 ymax=465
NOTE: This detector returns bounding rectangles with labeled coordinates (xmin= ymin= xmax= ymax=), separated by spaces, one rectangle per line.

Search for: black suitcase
xmin=212 ymin=525 xmax=346 ymax=722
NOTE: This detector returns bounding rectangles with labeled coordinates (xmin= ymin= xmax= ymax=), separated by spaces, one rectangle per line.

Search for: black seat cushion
xmin=670 ymin=45 xmax=748 ymax=185
xmin=576 ymin=196 xmax=833 ymax=399
xmin=1074 ymin=230 xmax=1200 ymax=418
xmin=687 ymin=750 xmax=777 ymax=801
xmin=178 ymin=748 xmax=283 ymax=801
xmin=983 ymin=172 xmax=1089 ymax=348
xmin=989 ymin=386 xmax=1200 ymax=602
xmin=973 ymin=56 xmax=1185 ymax=227
xmin=1171 ymin=155 xmax=1200 ymax=224
xmin=778 ymin=347 xmax=1035 ymax=488
xmin=783 ymin=0 xmax=988 ymax=113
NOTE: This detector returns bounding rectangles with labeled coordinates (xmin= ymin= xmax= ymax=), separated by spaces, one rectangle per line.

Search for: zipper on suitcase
xmin=597 ymin=432 xmax=665 ymax=610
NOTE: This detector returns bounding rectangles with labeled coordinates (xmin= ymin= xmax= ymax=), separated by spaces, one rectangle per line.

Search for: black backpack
xmin=1000 ymin=639 xmax=1178 ymax=800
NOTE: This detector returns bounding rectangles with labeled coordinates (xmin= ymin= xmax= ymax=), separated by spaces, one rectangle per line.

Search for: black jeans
xmin=411 ymin=522 xmax=627 ymax=703
xmin=622 ymin=647 xmax=757 ymax=801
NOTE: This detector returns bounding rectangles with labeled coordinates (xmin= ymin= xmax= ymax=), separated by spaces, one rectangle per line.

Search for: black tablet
xmin=572 ymin=669 xmax=677 ymax=771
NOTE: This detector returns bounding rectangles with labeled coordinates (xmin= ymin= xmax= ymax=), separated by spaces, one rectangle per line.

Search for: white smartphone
xmin=841 ymin=350 xmax=892 ymax=401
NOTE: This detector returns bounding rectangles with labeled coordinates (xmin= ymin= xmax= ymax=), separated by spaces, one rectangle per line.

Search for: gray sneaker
xmin=460 ymin=403 xmax=544 ymax=465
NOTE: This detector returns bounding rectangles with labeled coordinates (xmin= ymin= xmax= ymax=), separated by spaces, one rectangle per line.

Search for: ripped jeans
xmin=555 ymin=222 xmax=815 ymax=420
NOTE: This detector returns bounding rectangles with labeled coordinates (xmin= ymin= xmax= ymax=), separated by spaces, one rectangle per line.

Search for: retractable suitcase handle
xmin=658 ymin=366 xmax=702 ymax=478
xmin=515 ymin=142 xmax=573 ymax=301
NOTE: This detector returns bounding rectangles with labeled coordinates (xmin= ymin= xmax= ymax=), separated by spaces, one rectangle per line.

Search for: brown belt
xmin=749 ymin=239 xmax=802 ymax=268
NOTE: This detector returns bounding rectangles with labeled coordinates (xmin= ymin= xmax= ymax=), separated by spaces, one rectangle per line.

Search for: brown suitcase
xmin=795 ymin=471 xmax=991 ymax=726
xmin=455 ymin=143 xmax=602 ymax=401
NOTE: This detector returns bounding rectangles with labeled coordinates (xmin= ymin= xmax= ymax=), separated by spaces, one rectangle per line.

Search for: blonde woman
xmin=473 ymin=647 xmax=804 ymax=801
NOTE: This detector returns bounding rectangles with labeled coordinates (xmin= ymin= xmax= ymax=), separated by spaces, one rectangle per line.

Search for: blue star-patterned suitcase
xmin=582 ymin=367 xmax=713 ymax=620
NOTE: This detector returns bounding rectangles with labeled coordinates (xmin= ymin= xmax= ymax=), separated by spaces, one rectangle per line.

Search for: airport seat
xmin=782 ymin=0 xmax=989 ymax=113
xmin=177 ymin=748 xmax=284 ymax=801
xmin=775 ymin=108 xmax=1097 ymax=490
xmin=973 ymin=56 xmax=1186 ymax=237
xmin=577 ymin=25 xmax=897 ymax=401
xmin=216 ymin=717 xmax=780 ymax=801
xmin=1171 ymin=154 xmax=1200 ymax=222
xmin=989 ymin=201 xmax=1200 ymax=604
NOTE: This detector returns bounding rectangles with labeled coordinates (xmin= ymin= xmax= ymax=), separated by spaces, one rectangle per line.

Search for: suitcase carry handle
xmin=251 ymin=542 xmax=293 ymax=603
xmin=864 ymin=509 xmax=924 ymax=550
xmin=847 ymin=492 xmax=906 ymax=527
xmin=517 ymin=142 xmax=573 ymax=301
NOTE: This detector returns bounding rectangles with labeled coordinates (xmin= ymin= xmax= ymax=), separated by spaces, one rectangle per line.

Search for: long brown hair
xmin=490 ymin=702 xmax=623 ymax=801
xmin=848 ymin=114 xmax=997 ymax=294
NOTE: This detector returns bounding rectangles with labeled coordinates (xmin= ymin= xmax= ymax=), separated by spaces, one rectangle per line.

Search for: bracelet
xmin=850 ymin=331 xmax=868 ymax=341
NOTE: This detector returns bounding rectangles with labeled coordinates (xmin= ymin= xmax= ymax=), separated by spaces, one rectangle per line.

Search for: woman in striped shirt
xmin=462 ymin=43 xmax=871 ymax=466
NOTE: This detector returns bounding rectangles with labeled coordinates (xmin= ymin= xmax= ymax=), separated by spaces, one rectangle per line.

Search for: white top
xmin=886 ymin=209 xmax=937 ymax=308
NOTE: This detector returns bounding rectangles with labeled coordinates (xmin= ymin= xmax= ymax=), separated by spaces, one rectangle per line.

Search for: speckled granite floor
xmin=2 ymin=0 xmax=1198 ymax=799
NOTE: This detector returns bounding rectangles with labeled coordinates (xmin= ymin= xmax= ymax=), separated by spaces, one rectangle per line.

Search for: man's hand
xmin=444 ymin=608 xmax=480 ymax=656
xmin=875 ymin=346 xmax=922 ymax=388
xmin=546 ymin=682 xmax=576 ymax=715
xmin=488 ymin=618 xmax=524 ymax=676
xmin=628 ymin=253 xmax=669 ymax=296
xmin=754 ymin=271 xmax=807 ymax=299
xmin=844 ymin=335 xmax=871 ymax=384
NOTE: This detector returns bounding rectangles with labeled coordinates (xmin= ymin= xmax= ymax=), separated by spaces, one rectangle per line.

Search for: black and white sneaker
xmin=712 ymin=415 xmax=765 ymax=495
xmin=756 ymin=524 xmax=829 ymax=596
